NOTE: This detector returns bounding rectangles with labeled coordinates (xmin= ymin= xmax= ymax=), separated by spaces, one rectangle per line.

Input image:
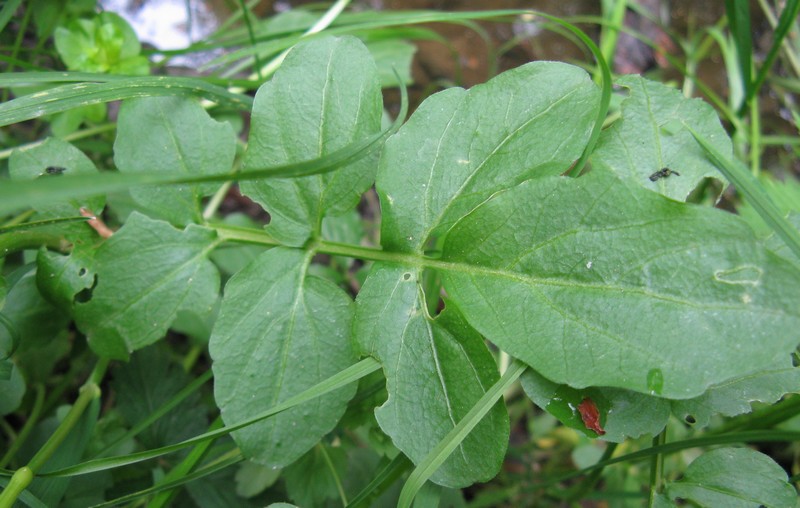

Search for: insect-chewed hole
xmin=74 ymin=275 xmax=98 ymax=303
xmin=402 ymin=272 xmax=412 ymax=281
xmin=684 ymin=414 xmax=696 ymax=425
xmin=78 ymin=267 xmax=87 ymax=276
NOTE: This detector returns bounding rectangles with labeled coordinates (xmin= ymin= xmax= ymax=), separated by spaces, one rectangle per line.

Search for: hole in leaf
xmin=78 ymin=268 xmax=87 ymax=276
xmin=74 ymin=275 xmax=98 ymax=303
xmin=684 ymin=414 xmax=696 ymax=425
xmin=402 ymin=272 xmax=412 ymax=281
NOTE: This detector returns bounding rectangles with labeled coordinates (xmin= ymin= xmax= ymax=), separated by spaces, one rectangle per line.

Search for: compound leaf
xmin=592 ymin=76 xmax=731 ymax=200
xmin=377 ymin=61 xmax=600 ymax=254
xmin=441 ymin=169 xmax=800 ymax=399
xmin=354 ymin=263 xmax=508 ymax=488
xmin=114 ymin=96 xmax=236 ymax=226
xmin=240 ymin=35 xmax=382 ymax=246
xmin=74 ymin=212 xmax=220 ymax=359
xmin=209 ymin=247 xmax=356 ymax=467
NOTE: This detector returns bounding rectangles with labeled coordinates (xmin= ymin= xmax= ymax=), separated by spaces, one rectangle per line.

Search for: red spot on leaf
xmin=578 ymin=398 xmax=606 ymax=436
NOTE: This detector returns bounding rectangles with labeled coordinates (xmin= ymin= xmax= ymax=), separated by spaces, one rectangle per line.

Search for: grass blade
xmin=88 ymin=449 xmax=244 ymax=508
xmin=687 ymin=125 xmax=800 ymax=261
xmin=37 ymin=358 xmax=380 ymax=477
xmin=742 ymin=0 xmax=800 ymax=114
xmin=0 ymin=71 xmax=407 ymax=217
xmin=0 ymin=0 xmax=23 ymax=34
xmin=725 ymin=0 xmax=753 ymax=112
xmin=397 ymin=361 xmax=527 ymax=508
xmin=0 ymin=76 xmax=254 ymax=127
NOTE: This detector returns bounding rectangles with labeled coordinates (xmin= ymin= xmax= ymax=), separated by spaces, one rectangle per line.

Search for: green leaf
xmin=377 ymin=61 xmax=599 ymax=254
xmin=209 ymin=247 xmax=357 ymax=467
xmin=671 ymin=357 xmax=800 ymax=428
xmin=441 ymin=169 xmax=800 ymax=399
xmin=689 ymin=127 xmax=800 ymax=262
xmin=354 ymin=264 xmax=509 ymax=487
xmin=9 ymin=137 xmax=105 ymax=235
xmin=2 ymin=267 xmax=70 ymax=350
xmin=234 ymin=461 xmax=281 ymax=498
xmin=0 ymin=362 xmax=25 ymax=415
xmin=110 ymin=345 xmax=208 ymax=449
xmin=366 ymin=39 xmax=417 ymax=87
xmin=0 ymin=75 xmax=253 ymax=128
xmin=520 ymin=368 xmax=670 ymax=441
xmin=592 ymin=76 xmax=731 ymax=200
xmin=55 ymin=12 xmax=148 ymax=74
xmin=765 ymin=212 xmax=800 ymax=265
xmin=114 ymin=96 xmax=237 ymax=225
xmin=284 ymin=444 xmax=347 ymax=507
xmin=737 ymin=174 xmax=800 ymax=238
xmin=240 ymin=35 xmax=382 ymax=246
xmin=74 ymin=213 xmax=221 ymax=359
xmin=36 ymin=244 xmax=96 ymax=311
xmin=665 ymin=448 xmax=796 ymax=507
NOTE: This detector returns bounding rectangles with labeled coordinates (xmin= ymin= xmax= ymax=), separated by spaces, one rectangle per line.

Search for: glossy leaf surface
xmin=240 ymin=36 xmax=382 ymax=246
xmin=74 ymin=213 xmax=220 ymax=359
xmin=209 ymin=248 xmax=356 ymax=467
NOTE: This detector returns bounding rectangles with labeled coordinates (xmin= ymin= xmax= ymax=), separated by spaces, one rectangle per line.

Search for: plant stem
xmin=647 ymin=431 xmax=666 ymax=507
xmin=0 ymin=231 xmax=70 ymax=257
xmin=597 ymin=0 xmax=628 ymax=81
xmin=0 ymin=359 xmax=108 ymax=507
xmin=750 ymin=93 xmax=761 ymax=176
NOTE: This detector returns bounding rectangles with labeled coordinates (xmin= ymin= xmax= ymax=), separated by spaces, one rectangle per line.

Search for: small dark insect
xmin=45 ymin=166 xmax=66 ymax=175
xmin=649 ymin=167 xmax=680 ymax=182
xmin=577 ymin=397 xmax=606 ymax=436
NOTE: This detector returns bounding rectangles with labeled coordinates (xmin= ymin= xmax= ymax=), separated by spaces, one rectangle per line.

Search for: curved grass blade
xmin=397 ymin=360 xmax=527 ymax=508
xmin=92 ymin=370 xmax=214 ymax=458
xmin=0 ymin=76 xmax=254 ymax=127
xmin=688 ymin=125 xmax=800 ymax=260
xmin=531 ymin=13 xmax=611 ymax=177
xmin=0 ymin=71 xmax=407 ymax=217
xmin=87 ymin=449 xmax=244 ymax=508
xmin=37 ymin=358 xmax=380 ymax=477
